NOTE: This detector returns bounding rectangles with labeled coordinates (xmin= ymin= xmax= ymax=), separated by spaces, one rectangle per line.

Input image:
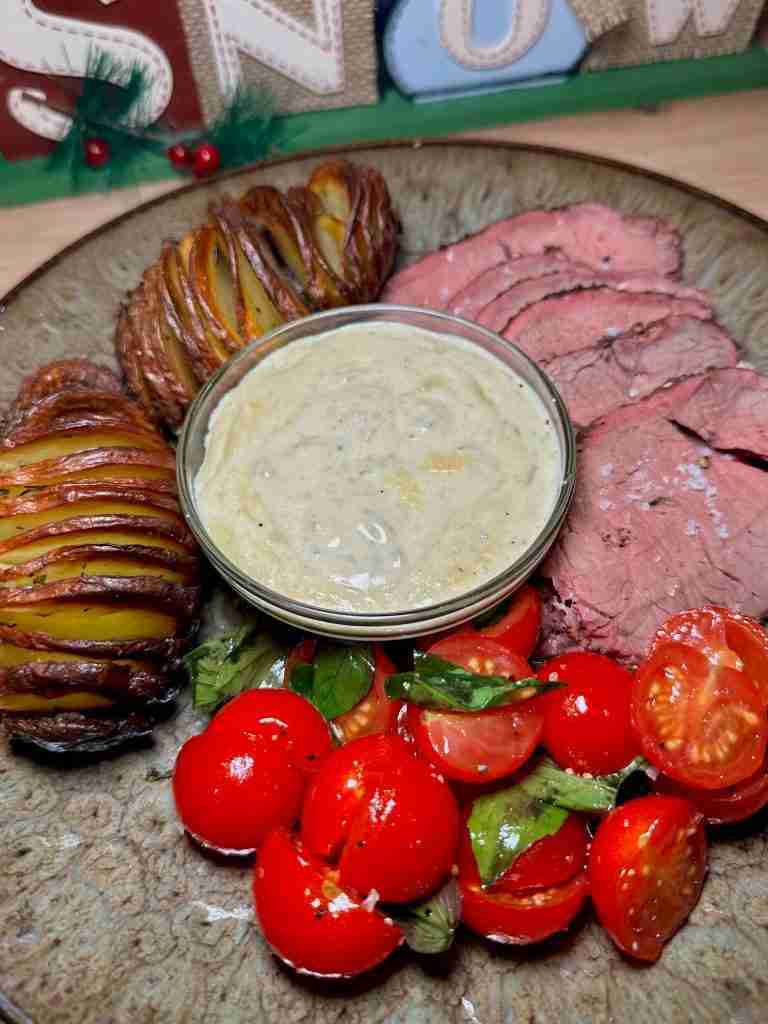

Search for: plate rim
xmin=3 ymin=137 xmax=768 ymax=311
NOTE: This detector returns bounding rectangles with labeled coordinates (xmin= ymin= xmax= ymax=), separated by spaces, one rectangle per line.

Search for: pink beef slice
xmin=673 ymin=367 xmax=768 ymax=460
xmin=504 ymin=288 xmax=713 ymax=364
xmin=540 ymin=376 xmax=768 ymax=662
xmin=547 ymin=316 xmax=738 ymax=429
xmin=448 ymin=251 xmax=572 ymax=320
xmin=382 ymin=203 xmax=681 ymax=308
xmin=477 ymin=269 xmax=709 ymax=335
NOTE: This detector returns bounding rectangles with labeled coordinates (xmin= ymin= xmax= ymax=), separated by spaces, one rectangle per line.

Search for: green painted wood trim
xmin=2 ymin=45 xmax=767 ymax=209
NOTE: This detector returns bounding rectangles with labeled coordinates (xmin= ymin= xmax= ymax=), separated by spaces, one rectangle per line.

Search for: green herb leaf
xmin=385 ymin=651 xmax=556 ymax=711
xmin=288 ymin=644 xmax=374 ymax=720
xmin=516 ymin=756 xmax=652 ymax=815
xmin=468 ymin=785 xmax=569 ymax=887
xmin=390 ymin=879 xmax=461 ymax=954
xmin=185 ymin=626 xmax=289 ymax=712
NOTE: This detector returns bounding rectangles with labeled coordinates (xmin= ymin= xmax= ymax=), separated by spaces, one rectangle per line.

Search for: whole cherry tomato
xmin=254 ymin=829 xmax=403 ymax=977
xmin=173 ymin=729 xmax=305 ymax=853
xmin=537 ymin=652 xmax=638 ymax=775
xmin=301 ymin=734 xmax=460 ymax=903
xmin=476 ymin=585 xmax=543 ymax=658
xmin=208 ymin=688 xmax=332 ymax=773
xmin=589 ymin=795 xmax=706 ymax=962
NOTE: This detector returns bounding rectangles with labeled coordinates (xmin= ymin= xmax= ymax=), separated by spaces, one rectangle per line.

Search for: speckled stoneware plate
xmin=2 ymin=143 xmax=768 ymax=1024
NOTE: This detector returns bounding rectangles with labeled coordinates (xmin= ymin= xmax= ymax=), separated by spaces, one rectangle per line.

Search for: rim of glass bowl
xmin=177 ymin=304 xmax=577 ymax=629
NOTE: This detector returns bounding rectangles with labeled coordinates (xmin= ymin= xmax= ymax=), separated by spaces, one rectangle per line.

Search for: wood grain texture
xmin=1 ymin=139 xmax=768 ymax=1024
xmin=1 ymin=90 xmax=767 ymax=298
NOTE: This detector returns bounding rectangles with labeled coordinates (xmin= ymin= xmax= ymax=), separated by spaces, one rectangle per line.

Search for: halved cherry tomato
xmin=407 ymin=635 xmax=541 ymax=783
xmin=458 ymin=820 xmax=589 ymax=944
xmin=428 ymin=634 xmax=533 ymax=680
xmin=490 ymin=813 xmax=590 ymax=894
xmin=589 ymin=795 xmax=706 ymax=962
xmin=253 ymin=828 xmax=403 ymax=977
xmin=651 ymin=606 xmax=768 ymax=706
xmin=407 ymin=701 xmax=543 ymax=784
xmin=333 ymin=645 xmax=402 ymax=743
xmin=173 ymin=730 xmax=305 ymax=854
xmin=208 ymin=688 xmax=332 ymax=773
xmin=632 ymin=641 xmax=767 ymax=790
xmin=655 ymin=760 xmax=768 ymax=826
xmin=301 ymin=733 xmax=460 ymax=903
xmin=537 ymin=652 xmax=638 ymax=775
xmin=476 ymin=585 xmax=543 ymax=658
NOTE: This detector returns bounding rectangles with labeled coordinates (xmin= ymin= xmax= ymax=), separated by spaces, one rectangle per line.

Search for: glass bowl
xmin=177 ymin=305 xmax=576 ymax=640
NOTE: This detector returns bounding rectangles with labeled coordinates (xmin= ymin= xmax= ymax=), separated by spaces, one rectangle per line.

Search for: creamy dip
xmin=195 ymin=322 xmax=562 ymax=612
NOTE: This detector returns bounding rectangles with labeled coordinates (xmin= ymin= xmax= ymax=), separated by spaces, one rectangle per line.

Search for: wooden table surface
xmin=1 ymin=89 xmax=766 ymax=299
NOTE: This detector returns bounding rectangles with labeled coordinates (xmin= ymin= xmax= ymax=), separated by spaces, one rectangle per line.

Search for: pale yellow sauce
xmin=195 ymin=322 xmax=561 ymax=611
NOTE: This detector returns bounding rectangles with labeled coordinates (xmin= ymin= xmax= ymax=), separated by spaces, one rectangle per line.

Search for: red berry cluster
xmin=167 ymin=141 xmax=221 ymax=177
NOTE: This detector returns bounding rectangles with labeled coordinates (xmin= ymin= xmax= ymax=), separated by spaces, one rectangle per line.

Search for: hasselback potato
xmin=0 ymin=360 xmax=201 ymax=753
xmin=116 ymin=159 xmax=400 ymax=431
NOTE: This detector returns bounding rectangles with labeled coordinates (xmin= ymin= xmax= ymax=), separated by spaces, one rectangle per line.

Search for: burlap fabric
xmin=584 ymin=0 xmax=764 ymax=69
xmin=568 ymin=0 xmax=630 ymax=40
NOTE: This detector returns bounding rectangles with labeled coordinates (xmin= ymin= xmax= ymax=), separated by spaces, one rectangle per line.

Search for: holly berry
xmin=193 ymin=142 xmax=221 ymax=177
xmin=167 ymin=142 xmax=192 ymax=169
xmin=84 ymin=138 xmax=110 ymax=169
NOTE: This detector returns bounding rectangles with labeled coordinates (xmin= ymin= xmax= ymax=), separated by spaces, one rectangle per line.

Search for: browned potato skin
xmin=116 ymin=159 xmax=400 ymax=432
xmin=0 ymin=361 xmax=201 ymax=753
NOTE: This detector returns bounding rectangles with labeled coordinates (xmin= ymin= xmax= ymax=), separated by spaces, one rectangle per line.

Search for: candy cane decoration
xmin=1 ymin=0 xmax=172 ymax=141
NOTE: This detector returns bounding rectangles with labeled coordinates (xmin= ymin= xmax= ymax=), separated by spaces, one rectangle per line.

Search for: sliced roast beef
xmin=504 ymin=288 xmax=713 ymax=364
xmin=478 ymin=270 xmax=709 ymax=335
xmin=540 ymin=376 xmax=768 ymax=662
xmin=448 ymin=252 xmax=572 ymax=319
xmin=547 ymin=317 xmax=738 ymax=428
xmin=673 ymin=367 xmax=768 ymax=460
xmin=383 ymin=203 xmax=681 ymax=308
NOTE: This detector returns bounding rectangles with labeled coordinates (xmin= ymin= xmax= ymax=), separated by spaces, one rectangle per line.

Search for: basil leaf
xmin=289 ymin=644 xmax=374 ymax=719
xmin=185 ymin=626 xmax=289 ymax=711
xmin=468 ymin=786 xmax=569 ymax=887
xmin=385 ymin=652 xmax=557 ymax=711
xmin=390 ymin=879 xmax=461 ymax=954
xmin=517 ymin=757 xmax=651 ymax=814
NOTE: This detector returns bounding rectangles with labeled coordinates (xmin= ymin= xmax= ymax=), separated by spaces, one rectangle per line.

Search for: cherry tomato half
xmin=490 ymin=813 xmax=590 ymax=894
xmin=537 ymin=652 xmax=638 ymax=775
xmin=208 ymin=688 xmax=332 ymax=773
xmin=173 ymin=730 xmax=305 ymax=854
xmin=632 ymin=641 xmax=767 ymax=790
xmin=476 ymin=585 xmax=543 ymax=658
xmin=301 ymin=734 xmax=460 ymax=903
xmin=253 ymin=828 xmax=403 ymax=977
xmin=407 ymin=635 xmax=541 ymax=783
xmin=655 ymin=760 xmax=768 ymax=826
xmin=458 ymin=822 xmax=589 ymax=944
xmin=651 ymin=606 xmax=768 ymax=707
xmin=589 ymin=795 xmax=707 ymax=962
xmin=334 ymin=645 xmax=402 ymax=743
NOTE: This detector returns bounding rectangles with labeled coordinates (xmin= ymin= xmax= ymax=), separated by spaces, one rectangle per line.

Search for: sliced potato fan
xmin=116 ymin=158 xmax=399 ymax=432
xmin=0 ymin=359 xmax=201 ymax=753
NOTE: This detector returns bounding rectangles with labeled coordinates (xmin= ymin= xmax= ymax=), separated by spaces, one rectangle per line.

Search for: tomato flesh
xmin=538 ymin=652 xmax=638 ymax=775
xmin=458 ymin=819 xmax=588 ymax=944
xmin=491 ymin=813 xmax=590 ymax=894
xmin=173 ymin=730 xmax=305 ymax=854
xmin=208 ymin=688 xmax=332 ymax=773
xmin=476 ymin=585 xmax=543 ymax=658
xmin=589 ymin=795 xmax=707 ymax=962
xmin=651 ymin=606 xmax=768 ymax=707
xmin=253 ymin=829 xmax=403 ymax=977
xmin=334 ymin=644 xmax=402 ymax=743
xmin=632 ymin=641 xmax=767 ymax=790
xmin=655 ymin=761 xmax=768 ymax=825
xmin=428 ymin=634 xmax=533 ymax=680
xmin=301 ymin=734 xmax=460 ymax=903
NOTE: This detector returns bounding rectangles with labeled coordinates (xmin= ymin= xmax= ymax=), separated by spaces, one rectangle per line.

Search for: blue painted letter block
xmin=384 ymin=0 xmax=589 ymax=100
